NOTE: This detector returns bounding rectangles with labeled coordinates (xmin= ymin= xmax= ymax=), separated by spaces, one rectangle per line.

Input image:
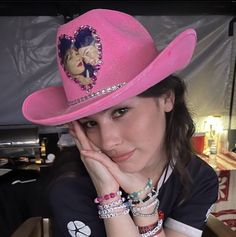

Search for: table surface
xmin=199 ymin=152 xmax=236 ymax=171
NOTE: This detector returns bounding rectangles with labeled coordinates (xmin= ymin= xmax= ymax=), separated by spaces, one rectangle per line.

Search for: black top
xmin=48 ymin=154 xmax=218 ymax=237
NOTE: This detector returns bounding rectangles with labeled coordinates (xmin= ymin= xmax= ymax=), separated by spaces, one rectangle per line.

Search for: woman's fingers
xmin=80 ymin=149 xmax=123 ymax=180
xmin=80 ymin=149 xmax=150 ymax=194
xmin=70 ymin=121 xmax=92 ymax=150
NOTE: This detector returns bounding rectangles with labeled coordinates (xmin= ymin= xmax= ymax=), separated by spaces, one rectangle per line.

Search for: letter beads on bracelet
xmin=98 ymin=199 xmax=130 ymax=219
xmin=138 ymin=212 xmax=164 ymax=237
xmin=140 ymin=219 xmax=163 ymax=237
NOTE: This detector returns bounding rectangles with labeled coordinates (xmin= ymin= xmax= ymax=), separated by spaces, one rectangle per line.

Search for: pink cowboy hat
xmin=22 ymin=9 xmax=197 ymax=126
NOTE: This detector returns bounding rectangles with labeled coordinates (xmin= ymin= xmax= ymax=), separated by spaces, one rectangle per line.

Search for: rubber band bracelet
xmin=94 ymin=190 xmax=122 ymax=204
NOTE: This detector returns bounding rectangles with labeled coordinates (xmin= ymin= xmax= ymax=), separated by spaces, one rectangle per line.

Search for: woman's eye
xmin=113 ymin=108 xmax=129 ymax=118
xmin=81 ymin=121 xmax=97 ymax=129
xmin=65 ymin=54 xmax=71 ymax=62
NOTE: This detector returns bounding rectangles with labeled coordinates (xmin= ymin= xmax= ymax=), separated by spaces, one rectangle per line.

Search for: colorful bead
xmin=94 ymin=190 xmax=122 ymax=204
xmin=127 ymin=178 xmax=153 ymax=201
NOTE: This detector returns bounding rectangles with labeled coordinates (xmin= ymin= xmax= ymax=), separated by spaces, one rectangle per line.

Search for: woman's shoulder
xmin=185 ymin=155 xmax=219 ymax=196
xmin=187 ymin=154 xmax=218 ymax=179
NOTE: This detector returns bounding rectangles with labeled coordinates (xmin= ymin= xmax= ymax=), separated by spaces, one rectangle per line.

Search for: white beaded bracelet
xmin=140 ymin=219 xmax=163 ymax=237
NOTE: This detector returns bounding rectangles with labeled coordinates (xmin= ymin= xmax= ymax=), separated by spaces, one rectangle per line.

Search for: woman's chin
xmin=118 ymin=163 xmax=142 ymax=173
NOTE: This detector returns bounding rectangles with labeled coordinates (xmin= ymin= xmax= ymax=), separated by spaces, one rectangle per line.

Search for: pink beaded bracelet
xmin=94 ymin=190 xmax=122 ymax=204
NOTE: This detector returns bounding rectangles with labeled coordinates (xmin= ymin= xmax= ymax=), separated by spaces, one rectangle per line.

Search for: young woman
xmin=22 ymin=9 xmax=218 ymax=237
xmin=63 ymin=48 xmax=93 ymax=85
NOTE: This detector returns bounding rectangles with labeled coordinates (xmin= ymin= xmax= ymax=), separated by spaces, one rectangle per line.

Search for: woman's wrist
xmin=126 ymin=178 xmax=164 ymax=228
xmin=138 ymin=217 xmax=164 ymax=237
xmin=95 ymin=183 xmax=119 ymax=197
xmin=94 ymin=190 xmax=123 ymax=204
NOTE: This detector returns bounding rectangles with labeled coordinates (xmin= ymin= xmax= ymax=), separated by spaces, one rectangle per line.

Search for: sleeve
xmin=48 ymin=176 xmax=106 ymax=237
xmin=164 ymin=160 xmax=219 ymax=237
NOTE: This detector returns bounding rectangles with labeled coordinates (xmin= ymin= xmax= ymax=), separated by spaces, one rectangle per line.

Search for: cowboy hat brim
xmin=22 ymin=28 xmax=197 ymax=126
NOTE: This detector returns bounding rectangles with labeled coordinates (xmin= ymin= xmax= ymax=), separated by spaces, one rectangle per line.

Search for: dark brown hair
xmin=139 ymin=74 xmax=195 ymax=197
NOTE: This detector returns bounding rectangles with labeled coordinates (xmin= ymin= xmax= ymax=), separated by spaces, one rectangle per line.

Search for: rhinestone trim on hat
xmin=68 ymin=82 xmax=126 ymax=106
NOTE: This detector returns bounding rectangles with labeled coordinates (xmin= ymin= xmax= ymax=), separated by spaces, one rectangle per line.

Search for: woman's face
xmin=78 ymin=45 xmax=99 ymax=65
xmin=65 ymin=48 xmax=85 ymax=75
xmin=79 ymin=95 xmax=174 ymax=173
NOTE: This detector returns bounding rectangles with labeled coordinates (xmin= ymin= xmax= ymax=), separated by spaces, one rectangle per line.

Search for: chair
xmin=202 ymin=214 xmax=236 ymax=237
xmin=11 ymin=217 xmax=51 ymax=237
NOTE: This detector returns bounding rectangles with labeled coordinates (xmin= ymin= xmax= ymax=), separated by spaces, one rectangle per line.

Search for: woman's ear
xmin=162 ymin=90 xmax=175 ymax=112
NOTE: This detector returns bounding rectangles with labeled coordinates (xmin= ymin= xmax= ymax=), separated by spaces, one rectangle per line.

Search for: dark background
xmin=0 ymin=1 xmax=235 ymax=17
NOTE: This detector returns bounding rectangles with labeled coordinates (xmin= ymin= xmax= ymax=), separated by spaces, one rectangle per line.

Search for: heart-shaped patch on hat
xmin=58 ymin=25 xmax=103 ymax=92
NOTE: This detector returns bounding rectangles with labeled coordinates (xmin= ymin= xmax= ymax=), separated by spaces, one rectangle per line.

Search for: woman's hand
xmin=69 ymin=121 xmax=150 ymax=195
xmin=82 ymin=147 xmax=151 ymax=196
xmin=68 ymin=121 xmax=119 ymax=195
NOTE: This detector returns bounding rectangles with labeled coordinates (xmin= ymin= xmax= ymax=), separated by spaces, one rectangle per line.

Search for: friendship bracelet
xmin=131 ymin=197 xmax=159 ymax=213
xmin=98 ymin=200 xmax=130 ymax=219
xmin=138 ymin=220 xmax=159 ymax=233
xmin=127 ymin=178 xmax=153 ymax=200
xmin=94 ymin=190 xmax=122 ymax=204
xmin=138 ymin=210 xmax=164 ymax=233
xmin=97 ymin=198 xmax=125 ymax=210
xmin=130 ymin=189 xmax=157 ymax=205
xmin=140 ymin=219 xmax=163 ymax=237
xmin=131 ymin=198 xmax=159 ymax=217
xmin=99 ymin=207 xmax=130 ymax=219
xmin=98 ymin=202 xmax=129 ymax=214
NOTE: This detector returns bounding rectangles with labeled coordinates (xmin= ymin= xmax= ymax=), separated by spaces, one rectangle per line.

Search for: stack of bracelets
xmin=94 ymin=178 xmax=164 ymax=237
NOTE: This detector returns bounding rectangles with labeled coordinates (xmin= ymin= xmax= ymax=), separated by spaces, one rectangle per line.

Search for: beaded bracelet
xmin=131 ymin=198 xmax=159 ymax=217
xmin=127 ymin=178 xmax=153 ymax=201
xmin=138 ymin=220 xmax=159 ymax=233
xmin=138 ymin=210 xmax=164 ymax=233
xmin=140 ymin=219 xmax=163 ymax=237
xmin=94 ymin=190 xmax=122 ymax=204
xmin=131 ymin=196 xmax=159 ymax=213
xmin=138 ymin=211 xmax=164 ymax=237
xmin=130 ymin=189 xmax=157 ymax=205
xmin=99 ymin=207 xmax=130 ymax=219
xmin=98 ymin=199 xmax=130 ymax=219
xmin=97 ymin=198 xmax=125 ymax=210
xmin=98 ymin=202 xmax=129 ymax=215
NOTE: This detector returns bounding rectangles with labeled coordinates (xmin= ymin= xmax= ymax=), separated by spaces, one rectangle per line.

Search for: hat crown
xmin=22 ymin=8 xmax=196 ymax=125
xmin=57 ymin=9 xmax=158 ymax=106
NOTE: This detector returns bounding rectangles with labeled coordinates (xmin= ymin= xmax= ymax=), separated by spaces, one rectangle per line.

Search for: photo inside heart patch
xmin=58 ymin=25 xmax=103 ymax=92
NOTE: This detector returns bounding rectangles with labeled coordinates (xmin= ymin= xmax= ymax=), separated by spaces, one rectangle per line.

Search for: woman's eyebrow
xmin=79 ymin=107 xmax=119 ymax=121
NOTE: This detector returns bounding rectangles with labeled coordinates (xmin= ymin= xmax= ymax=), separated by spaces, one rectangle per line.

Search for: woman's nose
xmin=99 ymin=124 xmax=122 ymax=151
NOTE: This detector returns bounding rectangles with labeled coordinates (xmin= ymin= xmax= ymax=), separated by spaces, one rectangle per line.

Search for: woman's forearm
xmin=104 ymin=214 xmax=140 ymax=237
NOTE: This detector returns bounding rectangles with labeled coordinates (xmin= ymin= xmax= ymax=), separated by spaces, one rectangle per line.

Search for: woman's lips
xmin=111 ymin=150 xmax=135 ymax=163
xmin=77 ymin=62 xmax=82 ymax=67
